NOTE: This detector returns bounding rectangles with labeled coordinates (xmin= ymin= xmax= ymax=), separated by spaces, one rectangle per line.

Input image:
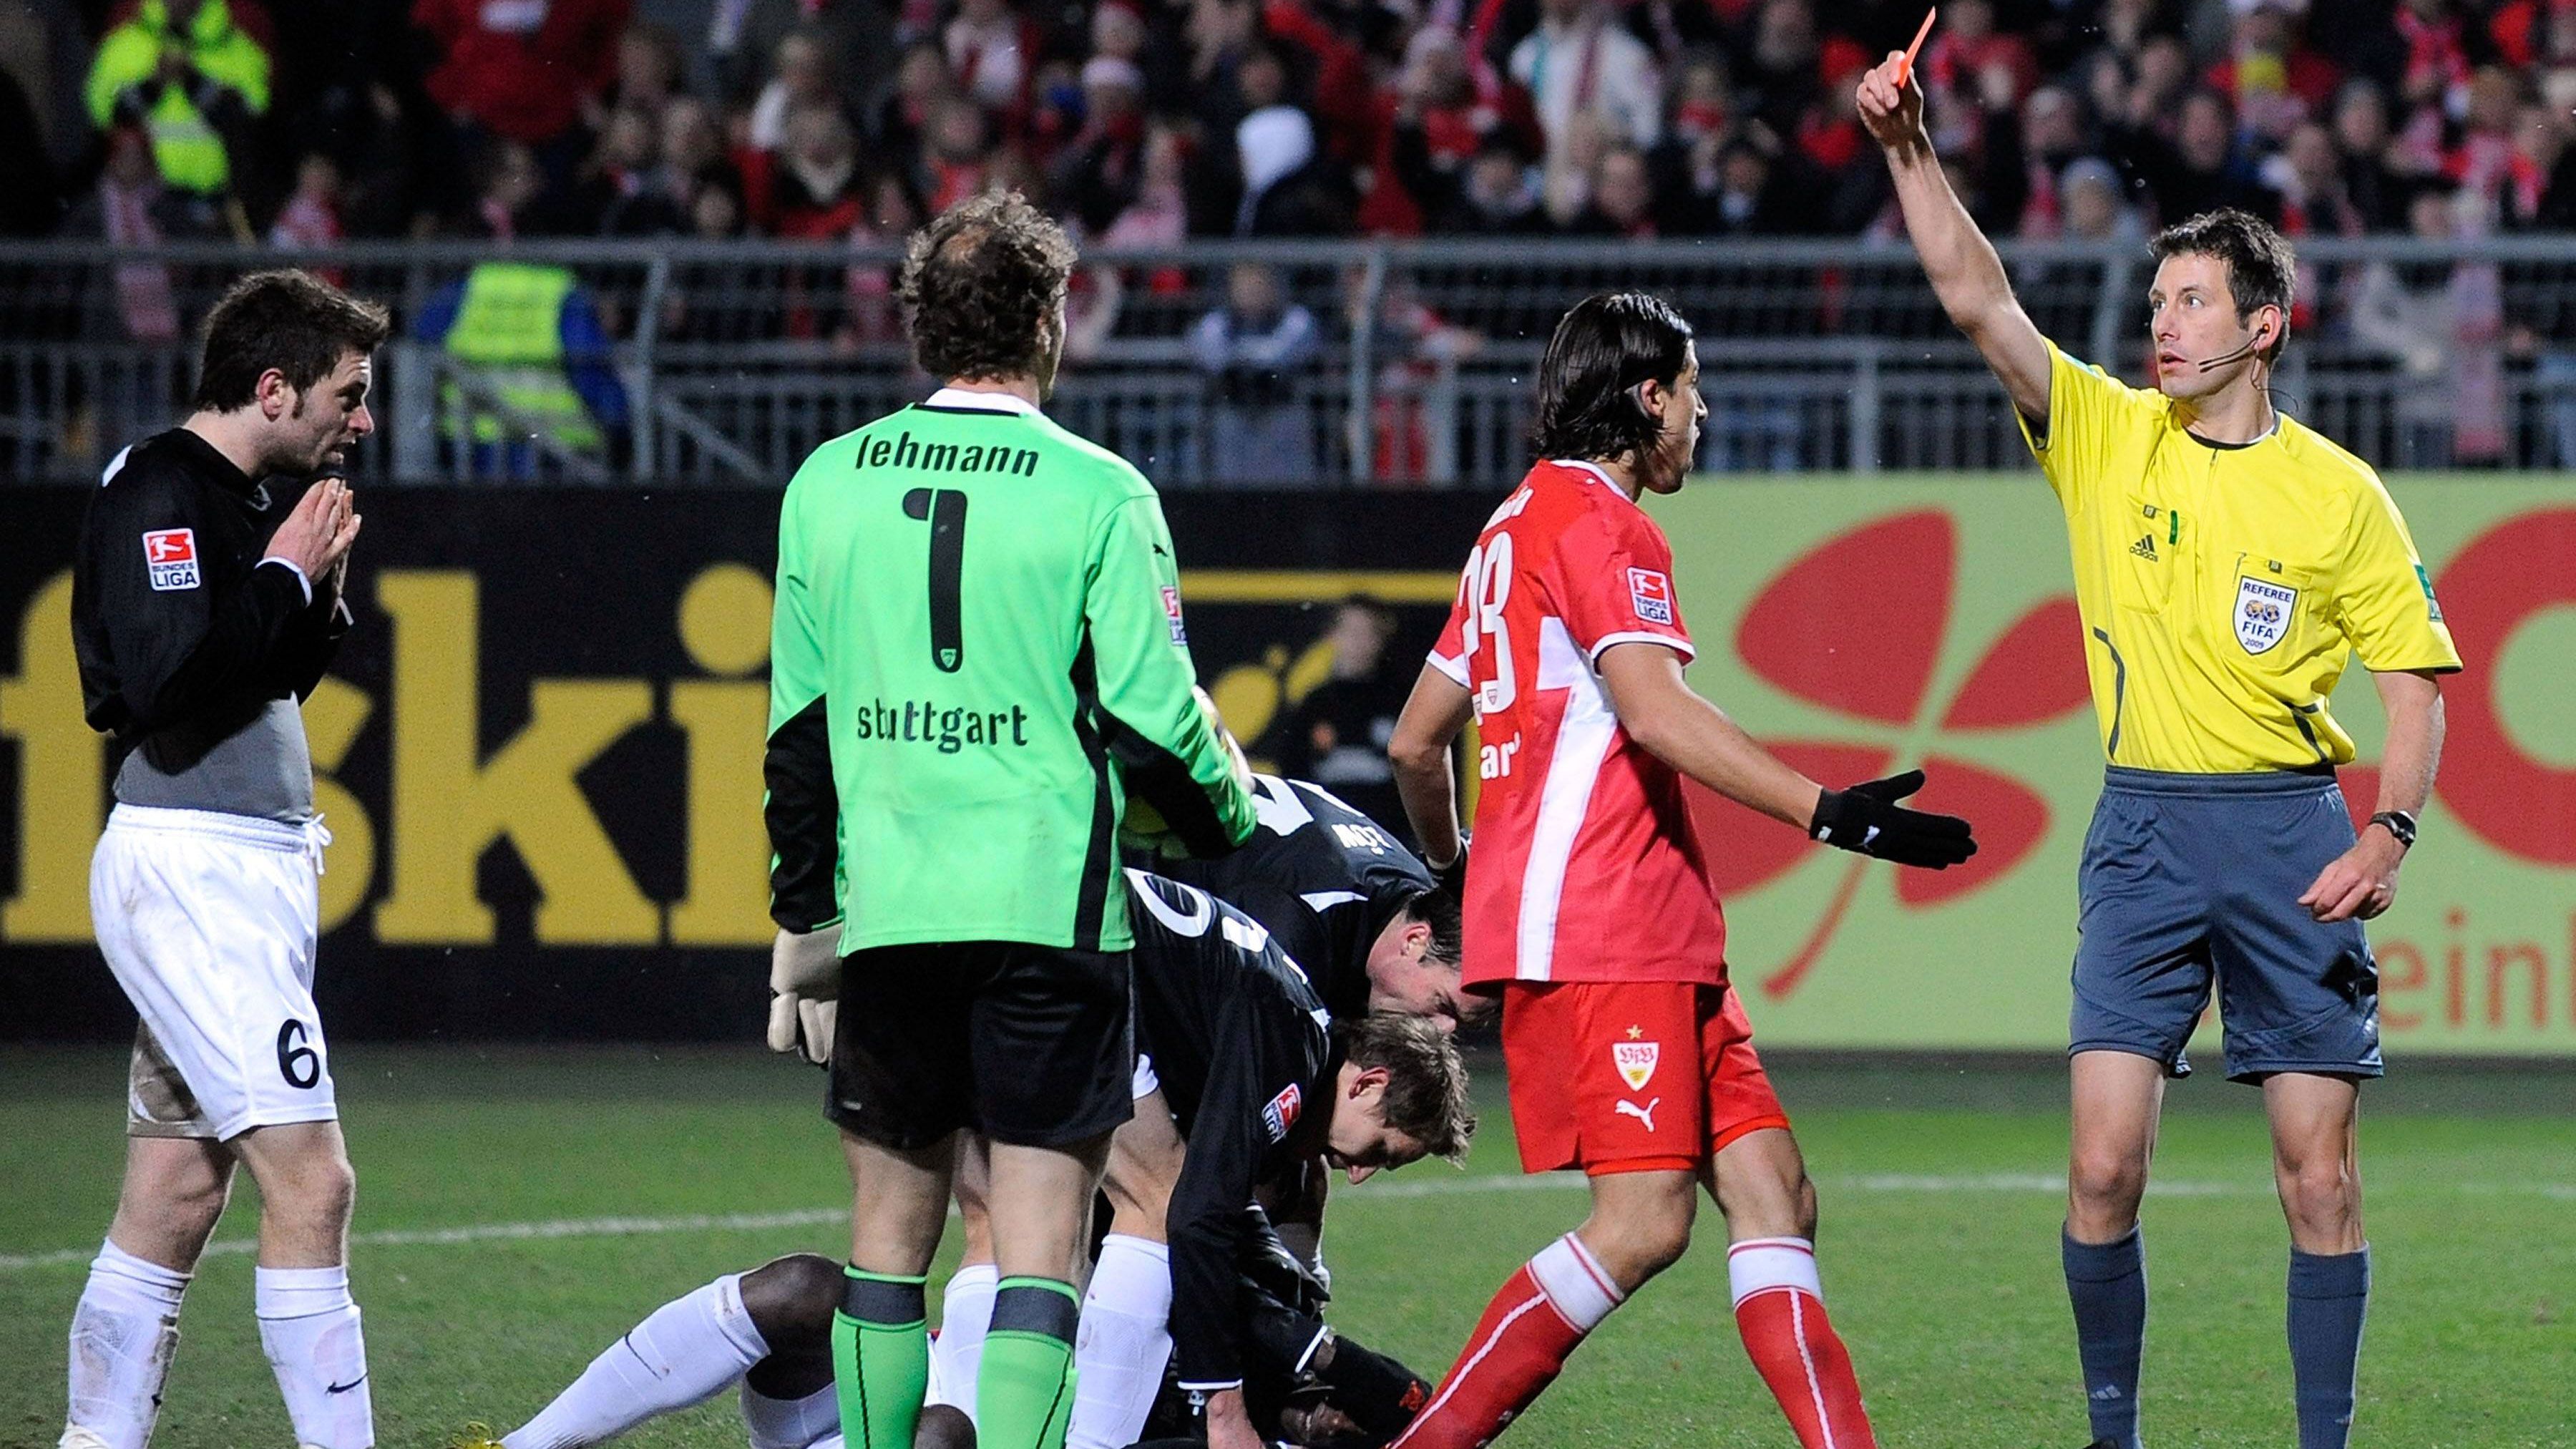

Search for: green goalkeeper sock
xmin=831 ymin=1266 xmax=928 ymax=1449
xmin=977 ymin=1277 xmax=1082 ymax=1449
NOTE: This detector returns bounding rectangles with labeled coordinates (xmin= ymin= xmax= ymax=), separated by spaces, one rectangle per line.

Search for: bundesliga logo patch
xmin=1627 ymin=568 xmax=1673 ymax=625
xmin=1161 ymin=585 xmax=1187 ymax=645
xmin=1262 ymin=1083 xmax=1302 ymax=1143
xmin=142 ymin=529 xmax=199 ymax=591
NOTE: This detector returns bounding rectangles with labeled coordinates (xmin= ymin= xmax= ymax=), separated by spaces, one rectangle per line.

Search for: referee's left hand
xmin=2299 ymin=831 xmax=2405 ymax=922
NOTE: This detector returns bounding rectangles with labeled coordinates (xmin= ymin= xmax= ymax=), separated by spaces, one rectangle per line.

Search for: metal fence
xmin=8 ymin=235 xmax=2576 ymax=487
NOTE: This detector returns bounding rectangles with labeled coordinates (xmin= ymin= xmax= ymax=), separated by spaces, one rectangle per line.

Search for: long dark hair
xmin=1531 ymin=292 xmax=1693 ymax=463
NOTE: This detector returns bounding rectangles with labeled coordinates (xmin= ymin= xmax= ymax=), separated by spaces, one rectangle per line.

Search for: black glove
xmin=1809 ymin=770 xmax=1977 ymax=869
xmin=1309 ymin=1334 xmax=1433 ymax=1442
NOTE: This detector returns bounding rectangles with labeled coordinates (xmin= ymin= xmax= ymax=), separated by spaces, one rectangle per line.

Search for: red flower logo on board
xmin=1682 ymin=511 xmax=2094 ymax=998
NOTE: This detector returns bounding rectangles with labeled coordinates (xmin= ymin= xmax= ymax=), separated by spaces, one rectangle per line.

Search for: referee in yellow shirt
xmin=1860 ymin=58 xmax=2459 ymax=1449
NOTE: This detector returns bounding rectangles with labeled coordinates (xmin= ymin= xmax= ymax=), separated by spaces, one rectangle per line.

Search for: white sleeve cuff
xmin=1587 ymin=631 xmax=1694 ymax=667
xmin=1426 ymin=650 xmax=1469 ymax=686
xmin=259 ymin=556 xmax=313 ymax=605
xmin=1179 ymin=1378 xmax=1246 ymax=1394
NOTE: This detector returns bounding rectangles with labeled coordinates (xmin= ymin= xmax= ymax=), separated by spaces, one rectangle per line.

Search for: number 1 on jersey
xmin=904 ymin=487 xmax=969 ymax=673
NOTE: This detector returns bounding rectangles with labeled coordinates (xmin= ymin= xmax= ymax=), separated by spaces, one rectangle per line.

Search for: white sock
xmin=504 ymin=1276 xmax=769 ymax=1449
xmin=1067 ymin=1235 xmax=1174 ymax=1449
xmin=255 ymin=1264 xmax=373 ymax=1449
xmin=927 ymin=1262 xmax=998 ymax=1423
xmin=741 ymin=1381 xmax=841 ymax=1449
xmin=64 ymin=1239 xmax=189 ymax=1449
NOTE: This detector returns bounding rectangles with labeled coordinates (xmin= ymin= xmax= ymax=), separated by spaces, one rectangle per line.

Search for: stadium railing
xmin=6 ymin=235 xmax=2575 ymax=487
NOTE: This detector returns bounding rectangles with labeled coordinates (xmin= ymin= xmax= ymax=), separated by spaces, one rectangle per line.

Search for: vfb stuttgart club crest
xmin=1612 ymin=1039 xmax=1659 ymax=1092
xmin=2235 ymin=575 xmax=2296 ymax=655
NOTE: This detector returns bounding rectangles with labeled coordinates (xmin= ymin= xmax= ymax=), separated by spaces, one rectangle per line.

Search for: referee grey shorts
xmin=2069 ymin=766 xmax=2382 ymax=1083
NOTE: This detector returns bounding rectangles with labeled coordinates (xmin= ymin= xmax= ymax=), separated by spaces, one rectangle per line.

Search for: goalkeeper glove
xmin=1809 ymin=769 xmax=1978 ymax=869
xmin=766 ymin=925 xmax=841 ymax=1065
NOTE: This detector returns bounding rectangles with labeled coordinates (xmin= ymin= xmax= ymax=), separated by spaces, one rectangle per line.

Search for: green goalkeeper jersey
xmin=765 ymin=387 xmax=1255 ymax=954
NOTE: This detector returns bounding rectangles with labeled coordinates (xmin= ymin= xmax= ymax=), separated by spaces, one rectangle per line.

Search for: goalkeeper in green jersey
xmin=762 ymin=190 xmax=1258 ymax=1449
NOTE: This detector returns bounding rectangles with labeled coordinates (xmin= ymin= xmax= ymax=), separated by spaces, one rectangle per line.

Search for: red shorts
xmin=1500 ymin=980 xmax=1792 ymax=1176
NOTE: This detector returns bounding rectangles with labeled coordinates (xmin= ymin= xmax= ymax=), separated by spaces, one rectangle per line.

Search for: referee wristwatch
xmin=2367 ymin=810 xmax=2418 ymax=850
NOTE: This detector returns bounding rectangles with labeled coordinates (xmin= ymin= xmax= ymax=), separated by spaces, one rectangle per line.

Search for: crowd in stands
xmin=8 ymin=0 xmax=2576 ymax=251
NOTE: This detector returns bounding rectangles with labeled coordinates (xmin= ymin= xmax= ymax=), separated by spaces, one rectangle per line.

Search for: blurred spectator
xmin=763 ymin=102 xmax=867 ymax=238
xmin=2351 ymin=185 xmax=2506 ymax=468
xmin=947 ymin=0 xmax=1040 ymax=123
xmin=2113 ymin=87 xmax=2281 ymax=224
xmin=2331 ymin=79 xmax=2411 ymax=230
xmin=1511 ymin=0 xmax=1662 ymax=173
xmin=872 ymin=42 xmax=955 ymax=173
xmin=85 ymin=0 xmax=270 ymax=226
xmin=1051 ymin=56 xmax=1151 ymax=234
xmin=2205 ymin=0 xmax=2339 ymax=147
xmin=747 ymin=29 xmax=845 ymax=153
xmin=1345 ymin=268 xmax=1483 ymax=481
xmin=267 ymin=152 xmax=344 ymax=248
xmin=416 ymin=0 xmax=630 ymax=153
xmin=1267 ymin=598 xmax=1415 ymax=826
xmin=2442 ymin=65 xmax=2545 ymax=224
xmin=1560 ymin=140 xmax=1658 ymax=236
xmin=709 ymin=0 xmax=892 ymax=118
xmin=1236 ymin=53 xmax=1355 ymax=233
xmin=575 ymin=104 xmax=685 ymax=235
xmin=2270 ymin=119 xmax=2366 ymax=238
xmin=459 ymin=135 xmax=548 ymax=239
xmin=62 ymin=126 xmax=190 ymax=341
xmin=2011 ymin=84 xmax=2090 ymax=235
xmin=592 ymin=21 xmax=684 ymax=124
xmin=1397 ymin=127 xmax=1545 ymax=233
xmin=415 ymin=259 xmax=632 ymax=477
xmin=1190 ymin=261 xmax=1321 ymax=484
xmin=655 ymin=96 xmax=745 ymax=223
xmin=917 ymin=95 xmax=1000 ymax=213
xmin=2061 ymin=157 xmax=2142 ymax=243
xmin=1737 ymin=0 xmax=1820 ymax=135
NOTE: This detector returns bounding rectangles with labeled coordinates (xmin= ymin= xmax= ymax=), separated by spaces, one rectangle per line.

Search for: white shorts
xmin=90 ymin=803 xmax=336 ymax=1141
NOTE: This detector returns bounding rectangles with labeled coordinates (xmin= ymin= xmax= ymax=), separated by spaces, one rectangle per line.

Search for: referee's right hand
xmin=1810 ymin=770 xmax=1979 ymax=869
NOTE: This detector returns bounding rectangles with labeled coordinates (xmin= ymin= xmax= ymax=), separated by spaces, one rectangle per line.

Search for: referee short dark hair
xmin=2150 ymin=208 xmax=2296 ymax=364
xmin=898 ymin=190 xmax=1079 ymax=384
xmin=1337 ymin=1013 xmax=1475 ymax=1164
xmin=1532 ymin=292 xmax=1694 ymax=464
xmin=192 ymin=270 xmax=393 ymax=413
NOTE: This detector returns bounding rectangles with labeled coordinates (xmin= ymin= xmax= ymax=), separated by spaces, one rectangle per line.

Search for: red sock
xmin=1393 ymin=1235 xmax=1621 ymax=1449
xmin=1728 ymin=1238 xmax=1876 ymax=1449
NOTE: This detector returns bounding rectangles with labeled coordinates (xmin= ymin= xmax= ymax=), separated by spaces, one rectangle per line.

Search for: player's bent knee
xmin=741 ymin=1252 xmax=845 ymax=1353
xmin=2068 ymin=1150 xmax=2147 ymax=1216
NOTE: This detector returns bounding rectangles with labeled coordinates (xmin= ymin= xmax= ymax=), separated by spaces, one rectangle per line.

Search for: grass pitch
xmin=3 ymin=1046 xmax=2569 ymax=1449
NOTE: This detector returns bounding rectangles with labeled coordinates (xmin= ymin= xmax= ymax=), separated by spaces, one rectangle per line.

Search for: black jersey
xmin=1125 ymin=869 xmax=1335 ymax=1396
xmin=1148 ymin=774 xmax=1434 ymax=1021
xmin=71 ymin=430 xmax=348 ymax=820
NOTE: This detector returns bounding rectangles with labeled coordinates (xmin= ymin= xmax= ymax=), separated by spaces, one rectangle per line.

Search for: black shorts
xmin=829 ymin=940 xmax=1136 ymax=1150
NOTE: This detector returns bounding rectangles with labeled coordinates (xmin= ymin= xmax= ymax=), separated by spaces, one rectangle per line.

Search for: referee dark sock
xmin=832 ymin=1266 xmax=928 ymax=1449
xmin=2063 ymin=1224 xmax=2147 ymax=1449
xmin=2287 ymin=1246 xmax=2371 ymax=1449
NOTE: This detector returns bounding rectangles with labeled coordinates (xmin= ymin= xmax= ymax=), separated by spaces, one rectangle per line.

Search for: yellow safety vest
xmin=84 ymin=0 xmax=270 ymax=196
xmin=442 ymin=263 xmax=603 ymax=452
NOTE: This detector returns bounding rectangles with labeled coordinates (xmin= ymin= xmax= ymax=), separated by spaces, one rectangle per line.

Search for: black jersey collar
xmin=165 ymin=426 xmax=265 ymax=499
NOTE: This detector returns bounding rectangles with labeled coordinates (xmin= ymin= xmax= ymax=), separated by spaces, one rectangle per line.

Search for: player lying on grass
xmin=1384 ymin=291 xmax=1979 ymax=1449
xmin=927 ymin=872 xmax=1473 ymax=1449
xmin=458 ymin=1222 xmax=1430 ymax=1449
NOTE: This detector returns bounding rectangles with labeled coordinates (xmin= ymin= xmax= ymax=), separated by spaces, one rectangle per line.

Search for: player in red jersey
xmin=1385 ymin=292 xmax=1978 ymax=1449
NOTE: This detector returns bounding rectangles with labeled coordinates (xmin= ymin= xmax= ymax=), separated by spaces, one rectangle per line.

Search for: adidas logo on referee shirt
xmin=2129 ymin=534 xmax=2157 ymax=561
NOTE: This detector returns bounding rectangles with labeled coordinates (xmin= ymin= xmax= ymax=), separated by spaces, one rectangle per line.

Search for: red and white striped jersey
xmin=1429 ymin=460 xmax=1729 ymax=988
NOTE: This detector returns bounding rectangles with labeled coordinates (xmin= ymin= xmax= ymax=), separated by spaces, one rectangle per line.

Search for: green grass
xmin=4 ymin=1047 xmax=2570 ymax=1449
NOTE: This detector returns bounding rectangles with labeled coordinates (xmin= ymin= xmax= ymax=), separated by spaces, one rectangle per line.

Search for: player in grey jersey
xmin=63 ymin=270 xmax=389 ymax=1449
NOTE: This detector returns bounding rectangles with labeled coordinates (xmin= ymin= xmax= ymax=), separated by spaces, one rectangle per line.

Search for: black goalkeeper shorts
xmin=829 ymin=940 xmax=1136 ymax=1151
